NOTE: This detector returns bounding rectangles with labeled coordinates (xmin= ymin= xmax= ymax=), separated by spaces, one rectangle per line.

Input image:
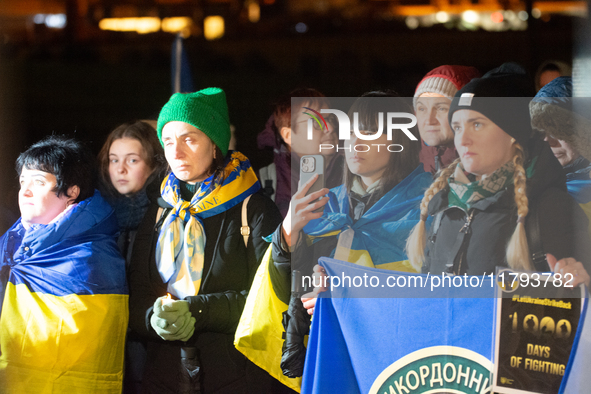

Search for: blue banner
xmin=301 ymin=258 xmax=590 ymax=394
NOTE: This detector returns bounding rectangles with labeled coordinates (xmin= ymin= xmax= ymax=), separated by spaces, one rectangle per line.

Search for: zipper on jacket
xmin=443 ymin=208 xmax=474 ymax=275
xmin=455 ymin=210 xmax=474 ymax=275
xmin=459 ymin=210 xmax=474 ymax=234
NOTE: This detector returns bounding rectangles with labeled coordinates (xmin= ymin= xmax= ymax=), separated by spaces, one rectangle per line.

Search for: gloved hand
xmin=150 ymin=296 xmax=196 ymax=342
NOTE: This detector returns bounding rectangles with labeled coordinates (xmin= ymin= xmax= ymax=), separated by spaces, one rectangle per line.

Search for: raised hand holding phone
xmin=282 ymin=172 xmax=330 ymax=248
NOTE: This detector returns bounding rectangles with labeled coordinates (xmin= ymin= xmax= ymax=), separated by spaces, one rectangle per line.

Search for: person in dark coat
xmin=529 ymin=76 xmax=591 ymax=235
xmin=406 ymin=64 xmax=591 ymax=286
xmin=97 ymin=120 xmax=168 ymax=394
xmin=127 ymin=88 xmax=285 ymax=393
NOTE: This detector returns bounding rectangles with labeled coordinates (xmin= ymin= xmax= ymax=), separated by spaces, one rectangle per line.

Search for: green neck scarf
xmin=448 ymin=160 xmax=515 ymax=210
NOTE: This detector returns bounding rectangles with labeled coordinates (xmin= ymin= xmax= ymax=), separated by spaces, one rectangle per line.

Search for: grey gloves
xmin=150 ymin=296 xmax=196 ymax=342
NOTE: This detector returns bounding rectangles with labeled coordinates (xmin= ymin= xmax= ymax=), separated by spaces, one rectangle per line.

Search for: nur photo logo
xmin=303 ymin=107 xmax=419 ymax=153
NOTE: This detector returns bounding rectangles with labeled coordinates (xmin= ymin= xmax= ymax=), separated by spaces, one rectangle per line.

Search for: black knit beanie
xmin=448 ymin=63 xmax=536 ymax=149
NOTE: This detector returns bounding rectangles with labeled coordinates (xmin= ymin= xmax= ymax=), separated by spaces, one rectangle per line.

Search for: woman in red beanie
xmin=414 ymin=65 xmax=480 ymax=176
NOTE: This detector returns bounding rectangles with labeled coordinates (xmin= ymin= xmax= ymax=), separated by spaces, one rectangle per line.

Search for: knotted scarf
xmin=156 ymin=152 xmax=260 ymax=299
xmin=447 ymin=160 xmax=515 ymax=211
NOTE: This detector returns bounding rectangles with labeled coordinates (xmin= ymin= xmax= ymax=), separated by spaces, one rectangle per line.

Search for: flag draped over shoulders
xmin=0 ymin=191 xmax=128 ymax=394
xmin=303 ymin=165 xmax=433 ymax=271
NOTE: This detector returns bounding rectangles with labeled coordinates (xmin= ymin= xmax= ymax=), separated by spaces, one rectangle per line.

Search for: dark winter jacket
xmin=423 ymin=137 xmax=591 ymax=276
xmin=128 ymin=189 xmax=284 ymax=393
xmin=104 ymin=176 xmax=163 ymax=394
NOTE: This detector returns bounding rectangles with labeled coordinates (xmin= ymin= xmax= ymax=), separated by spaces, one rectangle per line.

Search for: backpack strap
xmin=241 ymin=195 xmax=252 ymax=247
xmin=259 ymin=163 xmax=277 ymax=202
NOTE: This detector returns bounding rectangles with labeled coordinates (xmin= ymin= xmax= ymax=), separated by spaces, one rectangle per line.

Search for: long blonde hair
xmin=406 ymin=142 xmax=534 ymax=272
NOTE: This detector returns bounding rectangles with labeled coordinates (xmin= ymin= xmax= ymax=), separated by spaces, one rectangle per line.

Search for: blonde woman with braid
xmin=406 ymin=64 xmax=591 ymax=286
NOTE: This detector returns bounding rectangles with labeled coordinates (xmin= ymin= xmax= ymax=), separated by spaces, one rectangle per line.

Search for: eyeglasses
xmin=296 ymin=113 xmax=338 ymax=132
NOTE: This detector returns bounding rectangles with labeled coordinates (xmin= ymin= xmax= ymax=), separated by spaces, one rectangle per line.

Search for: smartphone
xmin=299 ymin=155 xmax=325 ymax=198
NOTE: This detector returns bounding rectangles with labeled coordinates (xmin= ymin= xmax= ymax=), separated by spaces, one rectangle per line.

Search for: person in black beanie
xmin=406 ymin=63 xmax=591 ymax=285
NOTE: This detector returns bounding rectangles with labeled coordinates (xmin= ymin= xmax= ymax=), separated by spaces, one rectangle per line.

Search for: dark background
xmin=0 ymin=3 xmax=587 ymax=215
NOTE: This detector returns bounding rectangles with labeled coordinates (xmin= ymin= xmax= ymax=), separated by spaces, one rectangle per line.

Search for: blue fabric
xmin=301 ymin=258 xmax=496 ymax=394
xmin=0 ymin=190 xmax=127 ymax=299
xmin=302 ymin=165 xmax=433 ymax=264
xmin=171 ymin=33 xmax=194 ymax=94
xmin=533 ymin=76 xmax=573 ymax=108
xmin=532 ymin=76 xmax=591 ymax=121
xmin=567 ymin=178 xmax=591 ymax=205
xmin=560 ymin=294 xmax=590 ymax=393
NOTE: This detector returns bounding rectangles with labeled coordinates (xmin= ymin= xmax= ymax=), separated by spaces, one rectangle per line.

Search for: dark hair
xmin=343 ymin=90 xmax=420 ymax=195
xmin=209 ymin=146 xmax=226 ymax=181
xmin=98 ymin=120 xmax=167 ymax=197
xmin=273 ymin=88 xmax=328 ymax=147
xmin=16 ymin=135 xmax=96 ymax=203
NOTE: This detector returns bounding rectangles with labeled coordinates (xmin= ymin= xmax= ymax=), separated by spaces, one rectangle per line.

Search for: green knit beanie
xmin=157 ymin=87 xmax=231 ymax=156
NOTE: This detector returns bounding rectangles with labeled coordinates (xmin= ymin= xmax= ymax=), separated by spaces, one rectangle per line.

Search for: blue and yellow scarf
xmin=302 ymin=165 xmax=432 ymax=271
xmin=156 ymin=152 xmax=260 ymax=299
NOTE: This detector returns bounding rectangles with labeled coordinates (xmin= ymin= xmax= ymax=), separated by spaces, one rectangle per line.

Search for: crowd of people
xmin=0 ymin=61 xmax=589 ymax=394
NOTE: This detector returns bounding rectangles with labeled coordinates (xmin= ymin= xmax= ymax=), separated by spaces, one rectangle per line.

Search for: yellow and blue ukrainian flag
xmin=0 ymin=191 xmax=128 ymax=394
xmin=567 ymin=178 xmax=591 ymax=237
xmin=303 ymin=165 xmax=433 ymax=271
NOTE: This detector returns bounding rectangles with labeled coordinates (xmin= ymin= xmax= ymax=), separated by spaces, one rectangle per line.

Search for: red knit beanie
xmin=413 ymin=65 xmax=481 ymax=108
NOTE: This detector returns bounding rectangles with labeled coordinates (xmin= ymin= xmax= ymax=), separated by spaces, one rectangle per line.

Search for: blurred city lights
xmin=248 ymin=1 xmax=261 ymax=23
xmin=161 ymin=17 xmax=193 ymax=34
xmin=405 ymin=17 xmax=419 ymax=29
xmin=491 ymin=12 xmax=504 ymax=23
xmin=204 ymin=16 xmax=225 ymax=40
xmin=99 ymin=17 xmax=161 ymax=34
xmin=462 ymin=10 xmax=480 ymax=24
xmin=435 ymin=11 xmax=450 ymax=23
xmin=33 ymin=14 xmax=67 ymax=29
xmin=295 ymin=22 xmax=308 ymax=33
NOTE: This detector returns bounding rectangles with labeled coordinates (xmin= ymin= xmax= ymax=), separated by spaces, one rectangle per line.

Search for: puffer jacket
xmin=423 ymin=137 xmax=591 ymax=276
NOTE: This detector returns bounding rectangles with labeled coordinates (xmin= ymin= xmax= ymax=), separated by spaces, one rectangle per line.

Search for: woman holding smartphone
xmin=270 ymin=91 xmax=433 ymax=306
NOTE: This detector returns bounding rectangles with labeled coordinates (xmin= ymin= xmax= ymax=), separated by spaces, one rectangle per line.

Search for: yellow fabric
xmin=234 ymin=246 xmax=301 ymax=392
xmin=0 ymin=283 xmax=128 ymax=394
xmin=340 ymin=249 xmax=419 ymax=273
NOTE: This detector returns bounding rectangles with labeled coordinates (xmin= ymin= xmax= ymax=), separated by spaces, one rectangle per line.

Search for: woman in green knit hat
xmin=127 ymin=88 xmax=290 ymax=393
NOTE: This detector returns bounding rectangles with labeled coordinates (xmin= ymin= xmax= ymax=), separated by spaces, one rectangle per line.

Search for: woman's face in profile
xmin=451 ymin=109 xmax=515 ymax=178
xmin=19 ymin=168 xmax=70 ymax=226
xmin=108 ymin=137 xmax=153 ymax=197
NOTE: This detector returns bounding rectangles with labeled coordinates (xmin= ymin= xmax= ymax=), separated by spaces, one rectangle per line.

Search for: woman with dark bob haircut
xmin=0 ymin=135 xmax=128 ymax=394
